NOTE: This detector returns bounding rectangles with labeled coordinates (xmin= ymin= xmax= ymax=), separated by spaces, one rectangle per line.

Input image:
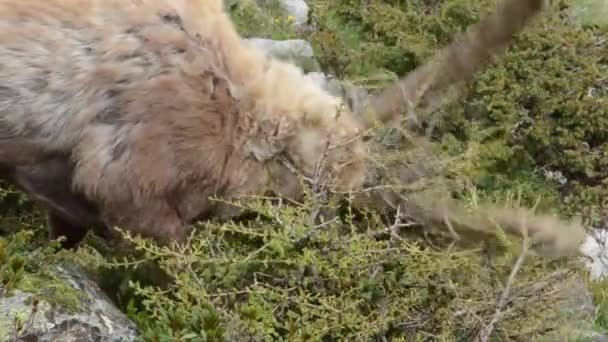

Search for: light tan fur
xmin=175 ymin=0 xmax=368 ymax=192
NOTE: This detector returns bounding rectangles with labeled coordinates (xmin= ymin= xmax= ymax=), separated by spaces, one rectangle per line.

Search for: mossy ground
xmin=2 ymin=0 xmax=608 ymax=341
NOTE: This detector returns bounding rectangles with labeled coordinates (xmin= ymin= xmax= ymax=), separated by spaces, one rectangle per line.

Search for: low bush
xmin=75 ymin=193 xmax=586 ymax=341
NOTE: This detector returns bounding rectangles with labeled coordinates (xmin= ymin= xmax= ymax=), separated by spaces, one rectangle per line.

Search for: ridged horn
xmin=357 ymin=0 xmax=547 ymax=128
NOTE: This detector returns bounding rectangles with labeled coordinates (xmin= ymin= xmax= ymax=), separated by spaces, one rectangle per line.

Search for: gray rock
xmin=246 ymin=38 xmax=313 ymax=58
xmin=305 ymin=72 xmax=343 ymax=96
xmin=580 ymin=228 xmax=608 ymax=280
xmin=245 ymin=38 xmax=319 ymax=71
xmin=0 ymin=264 xmax=138 ymax=342
xmin=305 ymin=72 xmax=370 ymax=114
xmin=280 ymin=0 xmax=309 ymax=28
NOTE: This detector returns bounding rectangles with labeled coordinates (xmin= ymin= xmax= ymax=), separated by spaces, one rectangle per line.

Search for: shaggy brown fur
xmin=0 ymin=0 xmax=276 ymax=244
xmin=0 ymin=0 xmax=584 ymax=254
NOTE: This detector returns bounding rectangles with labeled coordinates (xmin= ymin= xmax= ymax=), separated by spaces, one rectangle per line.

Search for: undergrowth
xmin=74 ymin=188 xmax=587 ymax=341
xmin=1 ymin=0 xmax=608 ymax=341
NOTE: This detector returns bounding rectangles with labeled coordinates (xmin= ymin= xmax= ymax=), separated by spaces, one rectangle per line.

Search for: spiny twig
xmin=475 ymin=223 xmax=530 ymax=342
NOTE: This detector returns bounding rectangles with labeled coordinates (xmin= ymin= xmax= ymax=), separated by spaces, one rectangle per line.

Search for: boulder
xmin=0 ymin=264 xmax=138 ymax=342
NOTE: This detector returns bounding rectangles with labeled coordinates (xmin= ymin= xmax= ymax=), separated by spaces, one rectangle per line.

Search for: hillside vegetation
xmin=2 ymin=0 xmax=608 ymax=341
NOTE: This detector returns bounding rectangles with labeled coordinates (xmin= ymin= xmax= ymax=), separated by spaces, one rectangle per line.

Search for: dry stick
xmin=385 ymin=205 xmax=410 ymax=245
xmin=13 ymin=298 xmax=39 ymax=340
xmin=475 ymin=223 xmax=530 ymax=342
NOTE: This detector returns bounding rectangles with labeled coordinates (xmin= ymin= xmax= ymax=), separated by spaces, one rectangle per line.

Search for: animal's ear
xmin=244 ymin=116 xmax=296 ymax=162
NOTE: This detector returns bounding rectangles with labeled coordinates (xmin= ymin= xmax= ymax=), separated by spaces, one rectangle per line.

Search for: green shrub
xmin=308 ymin=0 xmax=608 ymax=219
xmin=75 ymin=194 xmax=586 ymax=341
xmin=437 ymin=8 xmax=608 ymax=217
xmin=306 ymin=0 xmax=493 ymax=83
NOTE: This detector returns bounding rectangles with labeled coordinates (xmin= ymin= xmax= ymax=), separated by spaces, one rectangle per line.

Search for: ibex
xmin=0 ymin=0 xmax=585 ymax=253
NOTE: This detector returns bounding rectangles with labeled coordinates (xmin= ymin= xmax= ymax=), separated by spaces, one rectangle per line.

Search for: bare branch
xmin=475 ymin=221 xmax=530 ymax=342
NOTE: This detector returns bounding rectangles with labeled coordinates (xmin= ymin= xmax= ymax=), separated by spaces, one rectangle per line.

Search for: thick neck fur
xmin=175 ymin=0 xmax=368 ymax=189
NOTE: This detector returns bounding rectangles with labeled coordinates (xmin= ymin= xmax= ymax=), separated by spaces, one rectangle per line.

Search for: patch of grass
xmin=587 ymin=275 xmax=608 ymax=335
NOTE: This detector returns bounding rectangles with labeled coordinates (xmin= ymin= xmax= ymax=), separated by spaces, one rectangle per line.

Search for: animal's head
xmin=239 ymin=0 xmax=547 ymax=202
xmin=240 ymin=78 xmax=369 ymax=201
